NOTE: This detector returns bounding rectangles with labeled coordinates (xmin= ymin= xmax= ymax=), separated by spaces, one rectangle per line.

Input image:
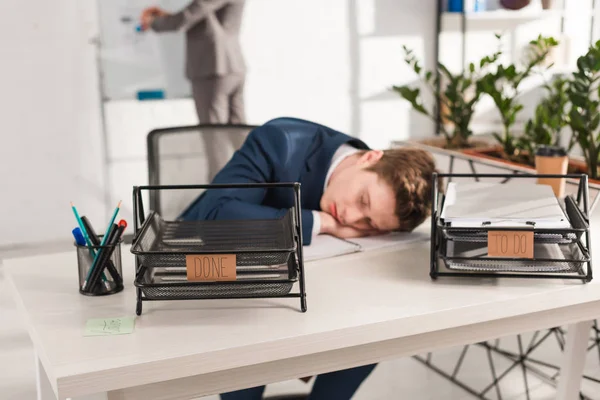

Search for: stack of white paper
xmin=303 ymin=230 xmax=430 ymax=262
xmin=441 ymin=182 xmax=570 ymax=229
xmin=303 ymin=235 xmax=361 ymax=261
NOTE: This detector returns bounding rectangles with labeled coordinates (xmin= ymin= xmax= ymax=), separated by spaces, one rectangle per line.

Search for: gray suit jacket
xmin=151 ymin=0 xmax=246 ymax=80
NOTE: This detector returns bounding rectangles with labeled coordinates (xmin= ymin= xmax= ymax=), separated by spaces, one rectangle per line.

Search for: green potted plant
xmin=393 ymin=45 xmax=501 ymax=149
xmin=567 ymin=40 xmax=600 ymax=181
xmin=517 ymin=76 xmax=573 ymax=166
xmin=475 ymin=34 xmax=559 ymax=162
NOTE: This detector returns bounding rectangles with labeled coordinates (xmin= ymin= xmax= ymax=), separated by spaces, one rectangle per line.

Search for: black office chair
xmin=145 ymin=123 xmax=310 ymax=399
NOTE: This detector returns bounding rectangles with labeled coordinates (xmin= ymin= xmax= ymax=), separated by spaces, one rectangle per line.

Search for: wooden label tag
xmin=185 ymin=254 xmax=237 ymax=281
xmin=487 ymin=231 xmax=534 ymax=259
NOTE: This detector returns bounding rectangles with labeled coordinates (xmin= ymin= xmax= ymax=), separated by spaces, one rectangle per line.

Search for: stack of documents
xmin=303 ymin=230 xmax=429 ymax=262
xmin=440 ymin=181 xmax=570 ymax=229
xmin=439 ymin=182 xmax=579 ymax=273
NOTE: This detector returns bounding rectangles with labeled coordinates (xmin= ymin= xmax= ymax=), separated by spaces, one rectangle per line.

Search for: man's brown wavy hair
xmin=366 ymin=147 xmax=440 ymax=232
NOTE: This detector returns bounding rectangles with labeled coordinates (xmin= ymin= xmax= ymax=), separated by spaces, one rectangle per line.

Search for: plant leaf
xmin=392 ymin=86 xmax=429 ymax=116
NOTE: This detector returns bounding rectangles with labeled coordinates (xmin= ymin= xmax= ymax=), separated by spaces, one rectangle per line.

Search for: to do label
xmin=487 ymin=231 xmax=534 ymax=259
xmin=185 ymin=254 xmax=237 ymax=281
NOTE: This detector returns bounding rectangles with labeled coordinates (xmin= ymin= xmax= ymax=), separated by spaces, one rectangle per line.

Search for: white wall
xmin=0 ymin=0 xmax=106 ymax=247
xmin=241 ymin=0 xmax=437 ymax=147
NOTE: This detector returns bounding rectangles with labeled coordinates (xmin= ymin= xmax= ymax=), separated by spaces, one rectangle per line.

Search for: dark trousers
xmin=220 ymin=364 xmax=377 ymax=400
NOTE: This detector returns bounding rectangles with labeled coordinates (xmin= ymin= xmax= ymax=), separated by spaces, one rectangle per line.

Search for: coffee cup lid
xmin=535 ymin=145 xmax=567 ymax=157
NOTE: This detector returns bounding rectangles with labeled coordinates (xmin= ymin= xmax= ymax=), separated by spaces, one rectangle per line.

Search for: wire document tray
xmin=131 ymin=183 xmax=307 ymax=315
xmin=135 ymin=258 xmax=296 ymax=300
xmin=442 ymin=230 xmax=578 ymax=244
xmin=441 ymin=240 xmax=586 ymax=273
xmin=131 ymin=212 xmax=296 ymax=267
xmin=430 ymin=173 xmax=593 ymax=282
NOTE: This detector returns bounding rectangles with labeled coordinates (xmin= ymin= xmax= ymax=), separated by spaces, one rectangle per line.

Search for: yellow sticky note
xmin=84 ymin=317 xmax=135 ymax=336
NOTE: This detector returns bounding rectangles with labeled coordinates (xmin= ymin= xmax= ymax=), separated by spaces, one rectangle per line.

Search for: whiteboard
xmin=97 ymin=0 xmax=192 ymax=100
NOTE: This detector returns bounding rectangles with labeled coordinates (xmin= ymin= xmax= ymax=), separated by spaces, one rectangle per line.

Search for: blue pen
xmin=72 ymin=227 xmax=86 ymax=246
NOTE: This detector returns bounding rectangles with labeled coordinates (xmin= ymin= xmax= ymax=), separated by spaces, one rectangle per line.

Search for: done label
xmin=185 ymin=254 xmax=237 ymax=281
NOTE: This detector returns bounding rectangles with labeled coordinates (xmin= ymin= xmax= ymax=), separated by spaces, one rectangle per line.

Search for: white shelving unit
xmin=442 ymin=9 xmax=565 ymax=31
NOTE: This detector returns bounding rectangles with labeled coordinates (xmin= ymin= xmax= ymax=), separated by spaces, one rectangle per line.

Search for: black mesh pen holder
xmin=430 ymin=173 xmax=593 ymax=282
xmin=131 ymin=183 xmax=307 ymax=315
xmin=75 ymin=239 xmax=124 ymax=296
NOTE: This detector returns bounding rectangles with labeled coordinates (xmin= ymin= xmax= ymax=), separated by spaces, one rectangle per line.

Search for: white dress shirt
xmin=311 ymin=144 xmax=362 ymax=238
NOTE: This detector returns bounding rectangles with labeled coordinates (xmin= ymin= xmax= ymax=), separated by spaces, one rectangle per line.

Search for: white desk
xmin=5 ymin=241 xmax=600 ymax=400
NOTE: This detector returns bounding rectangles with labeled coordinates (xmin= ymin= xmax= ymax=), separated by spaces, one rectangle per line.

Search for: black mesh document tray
xmin=440 ymin=240 xmax=588 ymax=274
xmin=135 ymin=256 xmax=296 ymax=299
xmin=131 ymin=211 xmax=297 ymax=267
xmin=430 ymin=173 xmax=593 ymax=282
xmin=131 ymin=183 xmax=307 ymax=315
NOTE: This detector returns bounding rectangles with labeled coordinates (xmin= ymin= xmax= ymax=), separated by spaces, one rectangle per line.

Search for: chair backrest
xmin=147 ymin=124 xmax=258 ymax=220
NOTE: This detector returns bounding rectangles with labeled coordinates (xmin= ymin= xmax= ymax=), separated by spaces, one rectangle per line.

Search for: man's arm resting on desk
xmin=194 ymin=202 xmax=374 ymax=245
xmin=313 ymin=210 xmax=381 ymax=239
xmin=191 ymin=197 xmax=318 ymax=245
xmin=150 ymin=0 xmax=240 ymax=32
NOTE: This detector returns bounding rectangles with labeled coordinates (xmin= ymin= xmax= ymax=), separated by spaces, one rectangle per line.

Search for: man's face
xmin=320 ymin=151 xmax=400 ymax=232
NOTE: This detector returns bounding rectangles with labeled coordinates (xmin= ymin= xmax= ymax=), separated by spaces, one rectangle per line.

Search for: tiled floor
xmin=2 ymin=244 xmax=599 ymax=400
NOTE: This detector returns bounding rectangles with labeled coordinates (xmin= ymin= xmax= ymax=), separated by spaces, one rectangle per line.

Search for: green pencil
xmin=71 ymin=202 xmax=93 ymax=248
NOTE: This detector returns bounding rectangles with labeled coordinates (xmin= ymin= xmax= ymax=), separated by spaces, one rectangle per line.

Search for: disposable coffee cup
xmin=535 ymin=145 xmax=568 ymax=198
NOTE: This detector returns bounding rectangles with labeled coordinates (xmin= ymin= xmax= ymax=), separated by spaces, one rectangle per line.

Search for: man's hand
xmin=318 ymin=212 xmax=381 ymax=239
xmin=140 ymin=7 xmax=169 ymax=31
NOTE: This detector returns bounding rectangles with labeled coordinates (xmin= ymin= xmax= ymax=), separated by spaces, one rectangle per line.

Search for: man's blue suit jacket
xmin=179 ymin=117 xmax=369 ymax=245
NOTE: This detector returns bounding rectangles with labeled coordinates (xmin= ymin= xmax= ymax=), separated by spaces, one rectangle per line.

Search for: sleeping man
xmin=179 ymin=117 xmax=438 ymax=400
xmin=180 ymin=117 xmax=437 ymax=245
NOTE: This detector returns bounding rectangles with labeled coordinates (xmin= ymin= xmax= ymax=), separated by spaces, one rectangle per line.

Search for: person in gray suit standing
xmin=141 ymin=0 xmax=247 ymax=180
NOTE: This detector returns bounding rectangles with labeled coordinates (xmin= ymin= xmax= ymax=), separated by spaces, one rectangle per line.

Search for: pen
xmin=72 ymin=227 xmax=86 ymax=246
xmin=86 ymin=223 xmax=119 ymax=292
xmin=86 ymin=220 xmax=127 ymax=292
xmin=82 ymin=216 xmax=123 ymax=286
xmin=82 ymin=201 xmax=122 ymax=291
xmin=71 ymin=202 xmax=109 ymax=287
